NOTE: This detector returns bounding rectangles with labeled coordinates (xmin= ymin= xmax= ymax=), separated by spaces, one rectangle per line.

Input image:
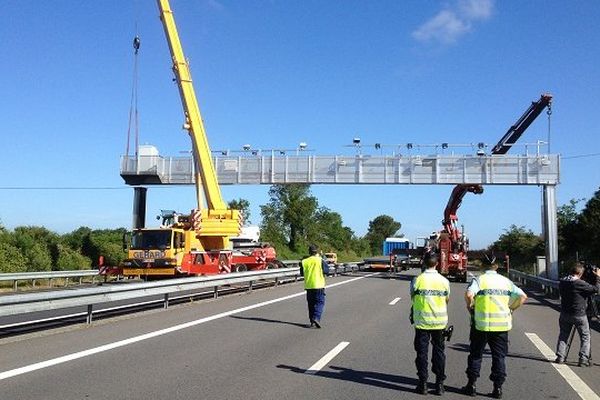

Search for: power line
xmin=562 ymin=153 xmax=600 ymax=160
xmin=0 ymin=187 xmax=129 ymax=190
xmin=0 ymin=186 xmax=184 ymax=190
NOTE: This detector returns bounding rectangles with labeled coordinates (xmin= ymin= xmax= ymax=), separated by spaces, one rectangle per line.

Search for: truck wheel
xmin=234 ymin=264 xmax=248 ymax=273
xmin=266 ymin=262 xmax=278 ymax=269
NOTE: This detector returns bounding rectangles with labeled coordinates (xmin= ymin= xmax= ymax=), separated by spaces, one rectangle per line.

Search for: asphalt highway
xmin=1 ymin=269 xmax=599 ymax=399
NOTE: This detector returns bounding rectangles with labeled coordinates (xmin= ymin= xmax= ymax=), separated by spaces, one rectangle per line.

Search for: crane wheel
xmin=234 ymin=264 xmax=248 ymax=273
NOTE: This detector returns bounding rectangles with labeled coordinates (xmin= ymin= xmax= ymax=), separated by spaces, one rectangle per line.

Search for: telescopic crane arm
xmin=491 ymin=94 xmax=553 ymax=155
xmin=442 ymin=94 xmax=553 ymax=239
xmin=157 ymin=0 xmax=240 ymax=248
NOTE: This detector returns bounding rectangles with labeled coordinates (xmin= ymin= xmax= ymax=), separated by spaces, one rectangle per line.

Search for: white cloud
xmin=412 ymin=10 xmax=470 ymax=44
xmin=459 ymin=0 xmax=494 ymax=20
xmin=412 ymin=0 xmax=494 ymax=45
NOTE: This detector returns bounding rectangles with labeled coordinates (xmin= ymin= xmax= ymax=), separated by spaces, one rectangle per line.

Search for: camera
xmin=580 ymin=263 xmax=599 ymax=320
xmin=581 ymin=263 xmax=598 ymax=286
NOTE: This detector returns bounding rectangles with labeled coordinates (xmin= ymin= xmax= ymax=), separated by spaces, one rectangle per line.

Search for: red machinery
xmin=180 ymin=245 xmax=280 ymax=275
xmin=437 ymin=94 xmax=553 ymax=281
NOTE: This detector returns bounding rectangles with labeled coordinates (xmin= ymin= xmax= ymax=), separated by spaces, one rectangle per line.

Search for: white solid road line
xmin=525 ymin=332 xmax=600 ymax=400
xmin=0 ymin=273 xmax=378 ymax=382
xmin=389 ymin=297 xmax=401 ymax=305
xmin=305 ymin=341 xmax=350 ymax=374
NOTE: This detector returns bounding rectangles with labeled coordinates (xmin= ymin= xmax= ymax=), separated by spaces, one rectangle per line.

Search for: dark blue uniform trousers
xmin=414 ymin=328 xmax=446 ymax=382
xmin=306 ymin=288 xmax=325 ymax=322
xmin=466 ymin=328 xmax=508 ymax=386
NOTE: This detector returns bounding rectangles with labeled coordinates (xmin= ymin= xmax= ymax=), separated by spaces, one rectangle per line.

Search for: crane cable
xmin=546 ymin=100 xmax=552 ymax=154
xmin=125 ymin=27 xmax=141 ymax=157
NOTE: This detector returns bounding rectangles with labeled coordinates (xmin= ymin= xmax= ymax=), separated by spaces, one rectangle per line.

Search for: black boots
xmin=491 ymin=384 xmax=503 ymax=399
xmin=415 ymin=380 xmax=427 ymax=395
xmin=433 ymin=381 xmax=445 ymax=396
xmin=462 ymin=380 xmax=476 ymax=396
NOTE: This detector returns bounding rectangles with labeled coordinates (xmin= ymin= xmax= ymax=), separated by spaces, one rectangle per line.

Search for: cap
xmin=308 ymin=244 xmax=319 ymax=255
xmin=482 ymin=253 xmax=497 ymax=266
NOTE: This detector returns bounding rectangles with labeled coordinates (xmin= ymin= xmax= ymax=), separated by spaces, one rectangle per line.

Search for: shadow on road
xmin=230 ymin=315 xmax=310 ymax=328
xmin=276 ymin=364 xmax=465 ymax=395
xmin=450 ymin=342 xmax=549 ymax=363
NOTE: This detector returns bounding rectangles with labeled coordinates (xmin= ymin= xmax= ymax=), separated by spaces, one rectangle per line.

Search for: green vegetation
xmin=0 ymin=225 xmax=127 ymax=273
xmin=259 ymin=184 xmax=399 ymax=261
xmin=4 ymin=185 xmax=598 ymax=273
xmin=488 ymin=188 xmax=600 ymax=274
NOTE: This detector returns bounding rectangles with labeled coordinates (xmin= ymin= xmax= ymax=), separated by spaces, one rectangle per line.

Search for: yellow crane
xmin=157 ymin=0 xmax=240 ymax=249
xmin=121 ymin=0 xmax=241 ymax=278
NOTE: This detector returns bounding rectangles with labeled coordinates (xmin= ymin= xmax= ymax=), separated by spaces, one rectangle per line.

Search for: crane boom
xmin=443 ymin=93 xmax=553 ymax=228
xmin=491 ymin=94 xmax=553 ymax=155
xmin=157 ymin=0 xmax=240 ymax=248
xmin=438 ymin=93 xmax=553 ymax=279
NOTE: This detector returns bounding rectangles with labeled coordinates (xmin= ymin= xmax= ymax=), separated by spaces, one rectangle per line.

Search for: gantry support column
xmin=132 ymin=187 xmax=147 ymax=229
xmin=542 ymin=184 xmax=558 ymax=280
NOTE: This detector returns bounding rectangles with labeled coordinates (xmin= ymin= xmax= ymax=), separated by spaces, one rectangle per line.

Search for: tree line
xmin=1 ymin=184 xmax=599 ymax=274
xmin=488 ymin=187 xmax=600 ymax=274
xmin=0 ymin=226 xmax=127 ymax=273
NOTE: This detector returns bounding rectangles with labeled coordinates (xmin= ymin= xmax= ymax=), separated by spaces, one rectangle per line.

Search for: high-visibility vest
xmin=302 ymin=256 xmax=325 ymax=289
xmin=474 ymin=273 xmax=513 ymax=332
xmin=412 ymin=272 xmax=449 ymax=330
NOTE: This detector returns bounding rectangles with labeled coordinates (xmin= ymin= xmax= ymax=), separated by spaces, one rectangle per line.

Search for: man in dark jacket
xmin=555 ymin=262 xmax=600 ymax=366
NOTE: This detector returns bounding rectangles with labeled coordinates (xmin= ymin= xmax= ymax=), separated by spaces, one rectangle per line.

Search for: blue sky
xmin=1 ymin=0 xmax=598 ymax=249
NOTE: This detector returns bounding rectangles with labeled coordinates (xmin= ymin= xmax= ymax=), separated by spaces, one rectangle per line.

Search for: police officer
xmin=300 ymin=244 xmax=329 ymax=328
xmin=410 ymin=254 xmax=450 ymax=395
xmin=462 ymin=255 xmax=527 ymax=399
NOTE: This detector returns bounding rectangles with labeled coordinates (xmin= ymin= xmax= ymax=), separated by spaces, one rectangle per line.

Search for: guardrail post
xmin=86 ymin=305 xmax=93 ymax=324
xmin=64 ymin=277 xmax=69 ymax=287
xmin=13 ymin=280 xmax=18 ymax=291
xmin=213 ymin=286 xmax=218 ymax=299
xmin=79 ymin=277 xmax=83 ymax=285
xmin=164 ymin=293 xmax=169 ymax=309
xmin=275 ymin=277 xmax=279 ymax=286
xmin=248 ymin=281 xmax=253 ymax=292
xmin=47 ymin=278 xmax=51 ymax=288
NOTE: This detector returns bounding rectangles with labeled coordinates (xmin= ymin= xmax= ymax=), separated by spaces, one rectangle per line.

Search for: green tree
xmin=11 ymin=226 xmax=58 ymax=271
xmin=578 ymin=187 xmax=600 ymax=264
xmin=310 ymin=208 xmax=354 ymax=251
xmin=260 ymin=184 xmax=318 ymax=252
xmin=23 ymin=242 xmax=53 ymax=272
xmin=61 ymin=226 xmax=93 ymax=252
xmin=0 ymin=242 xmax=28 ymax=273
xmin=74 ymin=228 xmax=128 ymax=267
xmin=557 ymin=198 xmax=584 ymax=264
xmin=228 ymin=198 xmax=251 ymax=225
xmin=490 ymin=225 xmax=544 ymax=272
xmin=54 ymin=244 xmax=92 ymax=271
xmin=364 ymin=215 xmax=401 ymax=255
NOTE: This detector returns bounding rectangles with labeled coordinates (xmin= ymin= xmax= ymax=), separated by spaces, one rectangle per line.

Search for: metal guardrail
xmin=509 ymin=269 xmax=559 ymax=296
xmin=0 ymin=270 xmax=101 ymax=291
xmin=0 ymin=268 xmax=301 ymax=324
xmin=0 ymin=261 xmax=304 ymax=292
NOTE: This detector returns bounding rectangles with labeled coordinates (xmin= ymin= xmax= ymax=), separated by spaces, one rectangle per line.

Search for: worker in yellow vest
xmin=410 ymin=254 xmax=450 ymax=395
xmin=462 ymin=254 xmax=527 ymax=399
xmin=300 ymin=244 xmax=329 ymax=328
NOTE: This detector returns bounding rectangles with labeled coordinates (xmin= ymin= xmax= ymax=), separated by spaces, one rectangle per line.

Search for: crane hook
xmin=133 ymin=36 xmax=141 ymax=55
